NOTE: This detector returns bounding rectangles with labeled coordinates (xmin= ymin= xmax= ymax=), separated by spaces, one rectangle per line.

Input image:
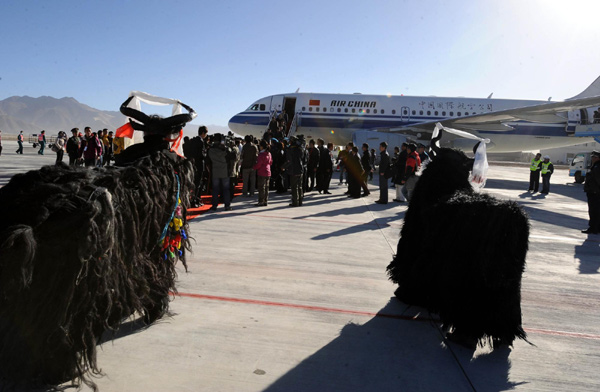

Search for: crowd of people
xmin=182 ymin=127 xmax=338 ymax=211
xmin=179 ymin=124 xmax=435 ymax=211
xmin=22 ymin=127 xmax=125 ymax=167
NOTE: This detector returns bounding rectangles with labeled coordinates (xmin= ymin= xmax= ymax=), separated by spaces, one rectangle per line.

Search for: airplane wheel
xmin=575 ymin=171 xmax=585 ymax=184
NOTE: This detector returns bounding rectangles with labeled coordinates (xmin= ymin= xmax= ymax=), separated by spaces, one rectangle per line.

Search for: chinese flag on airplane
xmin=116 ymin=122 xmax=134 ymax=138
xmin=309 ymin=99 xmax=320 ymax=106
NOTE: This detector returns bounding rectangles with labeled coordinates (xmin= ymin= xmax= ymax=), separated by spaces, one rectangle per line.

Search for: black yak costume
xmin=387 ymin=129 xmax=529 ymax=348
xmin=0 ymin=93 xmax=196 ymax=390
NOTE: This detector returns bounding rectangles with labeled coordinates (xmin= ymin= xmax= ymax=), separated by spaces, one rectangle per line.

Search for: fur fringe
xmin=387 ymin=148 xmax=530 ymax=348
xmin=0 ymin=152 xmax=194 ymax=390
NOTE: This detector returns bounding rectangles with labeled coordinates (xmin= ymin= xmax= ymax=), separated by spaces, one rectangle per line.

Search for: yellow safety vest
xmin=541 ymin=161 xmax=552 ymax=174
xmin=530 ymin=159 xmax=541 ymax=171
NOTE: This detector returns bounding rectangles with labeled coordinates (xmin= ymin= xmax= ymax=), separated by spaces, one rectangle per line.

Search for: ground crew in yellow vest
xmin=528 ymin=153 xmax=542 ymax=193
xmin=540 ymin=155 xmax=554 ymax=195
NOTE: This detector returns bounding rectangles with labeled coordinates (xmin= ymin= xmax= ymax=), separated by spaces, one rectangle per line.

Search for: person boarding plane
xmin=228 ymin=75 xmax=600 ymax=152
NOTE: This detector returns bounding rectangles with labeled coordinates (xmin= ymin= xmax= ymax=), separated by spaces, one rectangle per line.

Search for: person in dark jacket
xmin=241 ymin=135 xmax=258 ymax=196
xmin=207 ymin=133 xmax=233 ymax=211
xmin=270 ymin=140 xmax=286 ymax=193
xmin=283 ymin=135 xmax=305 ymax=206
xmin=316 ymin=139 xmax=333 ymax=194
xmin=187 ymin=126 xmax=208 ymax=205
xmin=66 ymin=128 xmax=81 ymax=166
xmin=361 ymin=143 xmax=372 ymax=196
xmin=347 ymin=146 xmax=364 ymax=198
xmin=393 ymin=143 xmax=408 ymax=202
xmin=305 ymin=139 xmax=320 ymax=192
xmin=376 ymin=142 xmax=390 ymax=204
xmin=583 ymin=151 xmax=600 ymax=234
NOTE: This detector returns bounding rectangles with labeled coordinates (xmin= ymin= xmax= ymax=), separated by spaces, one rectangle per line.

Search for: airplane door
xmin=283 ymin=97 xmax=297 ymax=133
xmin=400 ymin=106 xmax=411 ymax=122
xmin=270 ymin=95 xmax=284 ymax=113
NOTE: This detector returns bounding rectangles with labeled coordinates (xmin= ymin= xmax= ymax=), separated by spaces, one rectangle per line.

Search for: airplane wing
xmin=391 ymin=95 xmax=600 ymax=133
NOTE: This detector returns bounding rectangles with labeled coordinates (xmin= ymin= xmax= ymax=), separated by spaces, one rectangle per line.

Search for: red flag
xmin=116 ymin=122 xmax=134 ymax=138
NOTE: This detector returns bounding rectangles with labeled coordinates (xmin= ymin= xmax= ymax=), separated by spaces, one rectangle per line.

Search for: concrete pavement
xmin=0 ymin=142 xmax=598 ymax=391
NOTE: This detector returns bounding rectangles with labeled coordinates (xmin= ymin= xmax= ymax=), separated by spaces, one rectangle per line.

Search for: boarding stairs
xmin=286 ymin=111 xmax=302 ymax=138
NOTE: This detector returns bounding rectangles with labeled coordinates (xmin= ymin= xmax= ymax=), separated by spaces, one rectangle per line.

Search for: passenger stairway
xmin=286 ymin=111 xmax=302 ymax=138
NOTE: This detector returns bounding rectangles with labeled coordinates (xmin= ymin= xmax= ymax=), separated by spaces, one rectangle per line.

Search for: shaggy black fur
xmin=386 ymin=145 xmax=529 ymax=348
xmin=0 ymin=152 xmax=194 ymax=390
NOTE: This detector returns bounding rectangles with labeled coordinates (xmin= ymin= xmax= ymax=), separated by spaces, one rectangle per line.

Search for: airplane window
xmin=457 ymin=112 xmax=461 ymax=116
xmin=352 ymin=109 xmax=356 ymax=113
xmin=309 ymin=107 xmax=313 ymax=112
xmin=316 ymin=107 xmax=320 ymax=112
xmin=337 ymin=108 xmax=341 ymax=113
xmin=449 ymin=111 xmax=453 ymax=116
xmin=412 ymin=110 xmax=416 ymax=115
xmin=464 ymin=112 xmax=468 ymax=115
xmin=249 ymin=104 xmax=259 ymax=111
xmin=260 ymin=104 xmax=266 ymax=111
xmin=302 ymin=107 xmax=306 ymax=111
xmin=442 ymin=111 xmax=446 ymax=116
xmin=366 ymin=109 xmax=370 ymax=113
xmin=403 ymin=110 xmax=407 ymax=115
xmin=435 ymin=111 xmax=438 ymax=116
xmin=345 ymin=108 xmax=348 ymax=113
xmin=359 ymin=109 xmax=363 ymax=113
xmin=323 ymin=108 xmax=327 ymax=112
xmin=381 ymin=109 xmax=385 ymax=114
xmin=427 ymin=111 xmax=431 ymax=115
xmin=392 ymin=110 xmax=396 ymax=114
xmin=420 ymin=110 xmax=423 ymax=115
xmin=374 ymin=109 xmax=378 ymax=114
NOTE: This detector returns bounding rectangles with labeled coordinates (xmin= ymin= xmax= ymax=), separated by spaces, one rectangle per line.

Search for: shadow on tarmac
xmin=311 ymin=211 xmax=405 ymax=240
xmin=518 ymin=201 xmax=589 ymax=230
xmin=575 ymin=239 xmax=600 ymax=274
xmin=262 ymin=299 xmax=522 ymax=392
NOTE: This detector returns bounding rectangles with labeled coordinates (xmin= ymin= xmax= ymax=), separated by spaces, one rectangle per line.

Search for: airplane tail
xmin=568 ymin=75 xmax=600 ymax=100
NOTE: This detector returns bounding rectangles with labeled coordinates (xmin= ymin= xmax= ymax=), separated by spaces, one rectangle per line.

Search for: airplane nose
xmin=228 ymin=113 xmax=242 ymax=134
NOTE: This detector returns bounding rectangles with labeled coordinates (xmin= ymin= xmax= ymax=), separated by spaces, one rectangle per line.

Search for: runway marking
xmin=175 ymin=292 xmax=600 ymax=341
xmin=176 ymin=292 xmax=432 ymax=322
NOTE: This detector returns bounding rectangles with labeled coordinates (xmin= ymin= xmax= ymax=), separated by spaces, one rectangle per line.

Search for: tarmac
xmin=0 ymin=142 xmax=599 ymax=392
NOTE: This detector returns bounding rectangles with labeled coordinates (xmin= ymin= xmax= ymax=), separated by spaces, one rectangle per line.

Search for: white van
xmin=569 ymin=152 xmax=593 ymax=183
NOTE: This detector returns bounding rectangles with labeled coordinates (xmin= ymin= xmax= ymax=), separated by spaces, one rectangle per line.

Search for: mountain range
xmin=0 ymin=96 xmax=229 ymax=137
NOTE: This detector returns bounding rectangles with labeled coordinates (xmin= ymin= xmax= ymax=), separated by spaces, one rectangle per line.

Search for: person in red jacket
xmin=254 ymin=139 xmax=273 ymax=206
xmin=401 ymin=143 xmax=421 ymax=202
xmin=79 ymin=127 xmax=103 ymax=167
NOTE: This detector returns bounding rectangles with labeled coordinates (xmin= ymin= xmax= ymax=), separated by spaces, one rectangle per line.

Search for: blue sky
xmin=1 ymin=0 xmax=599 ymax=127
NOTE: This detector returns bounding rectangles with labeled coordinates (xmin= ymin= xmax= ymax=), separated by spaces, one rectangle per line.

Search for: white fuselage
xmin=228 ymin=92 xmax=595 ymax=152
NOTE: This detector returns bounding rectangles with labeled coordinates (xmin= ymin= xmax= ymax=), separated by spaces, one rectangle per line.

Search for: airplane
xmin=228 ymin=76 xmax=600 ymax=153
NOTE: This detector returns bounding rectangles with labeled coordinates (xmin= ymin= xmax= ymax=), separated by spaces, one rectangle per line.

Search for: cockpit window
xmin=248 ymin=104 xmax=259 ymax=111
xmin=260 ymin=104 xmax=266 ymax=111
